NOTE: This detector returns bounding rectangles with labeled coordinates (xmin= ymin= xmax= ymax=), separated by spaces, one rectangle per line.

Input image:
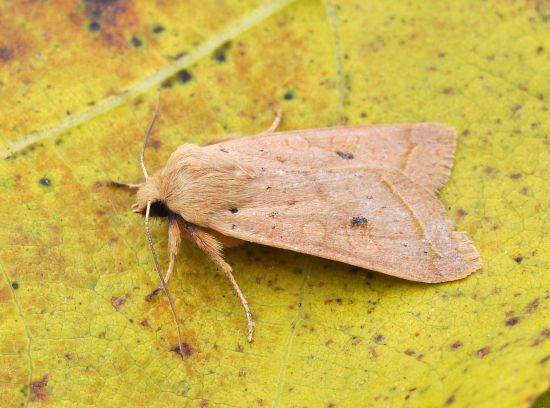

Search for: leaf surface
xmin=0 ymin=0 xmax=549 ymax=407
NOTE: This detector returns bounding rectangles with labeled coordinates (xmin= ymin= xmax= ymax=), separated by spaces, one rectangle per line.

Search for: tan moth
xmin=111 ymin=100 xmax=481 ymax=356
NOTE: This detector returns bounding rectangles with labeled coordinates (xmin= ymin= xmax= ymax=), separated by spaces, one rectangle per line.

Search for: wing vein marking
xmin=379 ymin=173 xmax=443 ymax=260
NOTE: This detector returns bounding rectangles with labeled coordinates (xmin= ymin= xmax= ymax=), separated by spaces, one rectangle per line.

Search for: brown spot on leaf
xmin=451 ymin=341 xmax=463 ymax=349
xmin=11 ymin=281 xmax=19 ymax=290
xmin=445 ymin=395 xmax=455 ymax=405
xmin=173 ymin=342 xmax=192 ymax=357
xmin=39 ymin=178 xmax=52 ymax=186
xmin=476 ymin=347 xmax=491 ymax=357
xmin=442 ymin=87 xmax=454 ymax=95
xmin=140 ymin=319 xmax=150 ymax=328
xmin=456 ymin=208 xmax=468 ymax=218
xmin=483 ymin=166 xmax=495 ymax=175
xmin=404 ymin=349 xmax=415 ymax=356
xmin=200 ymin=399 xmax=209 ymax=408
xmin=374 ymin=333 xmax=384 ymax=343
xmin=110 ymin=295 xmax=126 ymax=310
xmin=514 ymin=256 xmax=523 ymax=264
xmin=509 ymin=173 xmax=523 ymax=179
xmin=0 ymin=47 xmax=12 ymax=61
xmin=505 ymin=316 xmax=520 ymax=326
xmin=520 ymin=186 xmax=529 ymax=195
xmin=525 ymin=298 xmax=539 ymax=314
xmin=30 ymin=375 xmax=48 ymax=402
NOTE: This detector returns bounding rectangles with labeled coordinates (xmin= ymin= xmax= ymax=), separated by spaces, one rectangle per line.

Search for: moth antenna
xmin=145 ymin=200 xmax=185 ymax=360
xmin=140 ymin=95 xmax=161 ymax=179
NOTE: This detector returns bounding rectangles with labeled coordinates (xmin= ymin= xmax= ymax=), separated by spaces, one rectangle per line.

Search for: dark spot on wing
xmin=350 ymin=216 xmax=368 ymax=227
xmin=336 ymin=151 xmax=354 ymax=160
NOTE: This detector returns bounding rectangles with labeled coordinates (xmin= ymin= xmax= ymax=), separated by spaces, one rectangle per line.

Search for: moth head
xmin=133 ymin=174 xmax=172 ymax=218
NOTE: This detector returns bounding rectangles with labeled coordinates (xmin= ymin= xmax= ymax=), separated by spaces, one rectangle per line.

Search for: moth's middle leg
xmin=262 ymin=109 xmax=282 ymax=134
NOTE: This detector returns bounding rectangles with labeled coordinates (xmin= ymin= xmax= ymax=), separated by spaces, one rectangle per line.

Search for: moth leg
xmin=261 ymin=109 xmax=282 ymax=134
xmin=107 ymin=180 xmax=141 ymax=190
xmin=145 ymin=216 xmax=183 ymax=301
xmin=186 ymin=223 xmax=255 ymax=342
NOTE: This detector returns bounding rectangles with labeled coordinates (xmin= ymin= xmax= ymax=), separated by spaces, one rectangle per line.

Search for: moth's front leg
xmin=107 ymin=180 xmax=141 ymax=190
xmin=145 ymin=215 xmax=183 ymax=301
xmin=185 ymin=222 xmax=255 ymax=342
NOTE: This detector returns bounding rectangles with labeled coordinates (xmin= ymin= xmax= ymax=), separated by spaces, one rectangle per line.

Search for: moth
xmin=111 ymin=100 xmax=481 ymax=355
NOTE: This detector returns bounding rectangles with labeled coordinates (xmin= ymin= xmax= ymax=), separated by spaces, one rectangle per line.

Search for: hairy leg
xmin=146 ymin=216 xmax=183 ymax=301
xmin=185 ymin=223 xmax=255 ymax=342
xmin=107 ymin=180 xmax=141 ymax=189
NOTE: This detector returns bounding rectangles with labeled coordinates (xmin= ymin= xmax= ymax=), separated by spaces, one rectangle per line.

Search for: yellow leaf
xmin=1 ymin=0 xmax=549 ymax=407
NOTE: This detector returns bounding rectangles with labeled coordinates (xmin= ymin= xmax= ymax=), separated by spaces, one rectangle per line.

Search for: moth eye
xmin=149 ymin=201 xmax=171 ymax=218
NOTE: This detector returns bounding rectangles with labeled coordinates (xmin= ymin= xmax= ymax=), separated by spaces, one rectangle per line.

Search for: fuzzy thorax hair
xmin=135 ymin=144 xmax=254 ymax=226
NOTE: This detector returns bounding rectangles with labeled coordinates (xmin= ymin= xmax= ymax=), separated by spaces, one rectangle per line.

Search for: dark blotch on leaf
xmin=0 ymin=47 xmax=12 ymax=61
xmin=39 ymin=178 xmax=51 ymax=187
xmin=229 ymin=208 xmax=238 ymax=214
xmin=350 ymin=216 xmax=368 ymax=227
xmin=506 ymin=316 xmax=520 ymax=326
xmin=177 ymin=69 xmax=192 ymax=83
xmin=476 ymin=347 xmax=491 ymax=357
xmin=173 ymin=342 xmax=192 ymax=357
xmin=131 ymin=36 xmax=142 ymax=47
xmin=283 ymin=90 xmax=295 ymax=100
xmin=89 ymin=21 xmax=101 ymax=31
xmin=152 ymin=24 xmax=165 ymax=34
xmin=11 ymin=282 xmax=19 ymax=290
xmin=161 ymin=78 xmax=173 ymax=88
xmin=451 ymin=341 xmax=462 ymax=349
xmin=212 ymin=41 xmax=232 ymax=63
xmin=445 ymin=395 xmax=455 ymax=406
xmin=514 ymin=256 xmax=523 ymax=264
